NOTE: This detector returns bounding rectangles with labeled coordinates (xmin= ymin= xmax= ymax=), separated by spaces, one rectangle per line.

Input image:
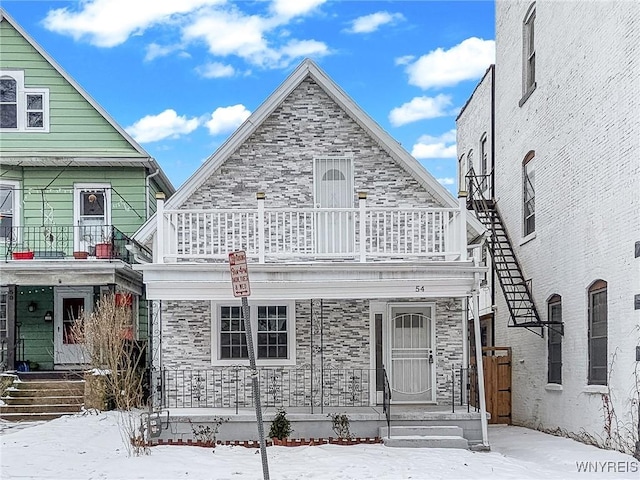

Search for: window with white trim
xmin=588 ymin=280 xmax=607 ymax=386
xmin=523 ymin=151 xmax=535 ymax=236
xmin=0 ymin=70 xmax=49 ymax=132
xmin=0 ymin=180 xmax=20 ymax=243
xmin=212 ymin=301 xmax=295 ymax=366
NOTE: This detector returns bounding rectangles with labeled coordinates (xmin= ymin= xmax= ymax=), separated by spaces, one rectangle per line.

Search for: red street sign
xmin=229 ymin=250 xmax=251 ymax=297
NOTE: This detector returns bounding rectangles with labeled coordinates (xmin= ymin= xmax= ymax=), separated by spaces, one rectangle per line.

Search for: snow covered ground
xmin=1 ymin=412 xmax=638 ymax=479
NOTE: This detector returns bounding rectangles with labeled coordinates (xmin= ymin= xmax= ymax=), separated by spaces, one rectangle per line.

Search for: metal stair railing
xmin=465 ymin=168 xmax=560 ymax=336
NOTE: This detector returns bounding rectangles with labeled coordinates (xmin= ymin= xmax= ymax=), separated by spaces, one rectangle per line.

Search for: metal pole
xmin=242 ymin=296 xmax=270 ymax=480
xmin=472 ymin=290 xmax=490 ymax=448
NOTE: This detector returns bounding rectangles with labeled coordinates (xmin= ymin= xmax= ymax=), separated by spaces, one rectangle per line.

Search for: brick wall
xmin=489 ymin=0 xmax=640 ymax=445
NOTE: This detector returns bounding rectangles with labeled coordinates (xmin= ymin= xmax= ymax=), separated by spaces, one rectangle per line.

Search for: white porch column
xmin=155 ymin=192 xmax=165 ymax=264
xmin=458 ymin=192 xmax=468 ymax=261
xmin=472 ymin=286 xmax=490 ymax=448
xmin=358 ymin=191 xmax=367 ymax=263
xmin=257 ymin=192 xmax=265 ymax=264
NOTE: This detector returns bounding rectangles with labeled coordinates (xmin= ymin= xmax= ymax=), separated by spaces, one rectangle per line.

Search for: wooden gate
xmin=470 ymin=347 xmax=512 ymax=424
xmin=482 ymin=347 xmax=511 ymax=424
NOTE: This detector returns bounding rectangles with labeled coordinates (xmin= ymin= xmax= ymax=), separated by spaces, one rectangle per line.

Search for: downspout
xmin=472 ymin=265 xmax=490 ymax=448
xmin=490 ymin=64 xmax=497 ymax=345
xmin=145 ymin=167 xmax=161 ymax=219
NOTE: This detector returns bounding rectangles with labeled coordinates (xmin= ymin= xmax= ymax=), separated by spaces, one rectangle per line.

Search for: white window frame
xmin=0 ymin=180 xmax=21 ymax=244
xmin=0 ymin=70 xmax=50 ymax=132
xmin=211 ymin=300 xmax=296 ymax=366
xmin=73 ymin=183 xmax=111 ymax=251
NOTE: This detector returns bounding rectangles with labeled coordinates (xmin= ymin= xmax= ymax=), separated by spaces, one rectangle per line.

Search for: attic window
xmin=0 ymin=70 xmax=49 ymax=132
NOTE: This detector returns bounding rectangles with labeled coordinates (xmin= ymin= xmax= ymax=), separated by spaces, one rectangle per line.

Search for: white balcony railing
xmin=155 ymin=194 xmax=469 ymax=263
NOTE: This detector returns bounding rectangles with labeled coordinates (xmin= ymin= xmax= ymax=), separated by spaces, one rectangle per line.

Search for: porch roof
xmin=136 ymin=260 xmax=483 ymax=301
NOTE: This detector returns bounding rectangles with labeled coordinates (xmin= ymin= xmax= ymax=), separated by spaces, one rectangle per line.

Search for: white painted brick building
xmin=458 ymin=0 xmax=640 ymax=454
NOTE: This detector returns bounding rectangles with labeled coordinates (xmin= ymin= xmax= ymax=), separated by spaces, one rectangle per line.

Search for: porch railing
xmin=2 ymin=225 xmax=151 ymax=263
xmin=451 ymin=365 xmax=479 ymax=413
xmin=156 ymin=194 xmax=469 ymax=263
xmin=159 ymin=367 xmax=382 ymax=413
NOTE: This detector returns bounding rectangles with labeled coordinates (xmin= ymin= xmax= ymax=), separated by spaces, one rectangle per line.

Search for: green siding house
xmin=0 ymin=9 xmax=174 ymax=371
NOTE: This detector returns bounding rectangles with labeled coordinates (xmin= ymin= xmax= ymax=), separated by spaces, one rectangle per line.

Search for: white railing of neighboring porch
xmin=154 ymin=192 xmax=468 ymax=263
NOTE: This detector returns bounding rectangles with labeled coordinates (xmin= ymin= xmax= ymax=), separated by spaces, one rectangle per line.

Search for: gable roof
xmin=135 ymin=58 xmax=484 ymax=241
xmin=0 ymin=8 xmax=175 ymax=195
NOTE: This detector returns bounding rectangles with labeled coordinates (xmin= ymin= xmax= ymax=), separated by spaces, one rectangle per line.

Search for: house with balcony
xmin=134 ymin=59 xmax=490 ymax=446
xmin=0 ymin=9 xmax=174 ymax=376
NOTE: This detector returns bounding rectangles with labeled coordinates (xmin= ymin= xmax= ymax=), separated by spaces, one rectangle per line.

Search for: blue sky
xmin=4 ymin=0 xmax=495 ymax=194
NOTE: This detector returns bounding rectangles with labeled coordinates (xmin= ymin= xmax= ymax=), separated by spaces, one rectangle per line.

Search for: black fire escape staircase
xmin=465 ymin=168 xmax=562 ymax=337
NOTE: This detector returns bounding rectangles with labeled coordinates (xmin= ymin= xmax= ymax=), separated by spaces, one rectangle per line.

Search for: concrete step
xmin=2 ymin=395 xmax=84 ymax=406
xmin=0 ymin=411 xmax=78 ymax=422
xmin=0 ymin=403 xmax=83 ymax=414
xmin=7 ymin=387 xmax=84 ymax=398
xmin=13 ymin=380 xmax=85 ymax=392
xmin=380 ymin=425 xmax=464 ymax=438
xmin=383 ymin=435 xmax=469 ymax=449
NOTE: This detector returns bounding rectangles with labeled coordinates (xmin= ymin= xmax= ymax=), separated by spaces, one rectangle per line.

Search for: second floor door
xmin=314 ymin=158 xmax=353 ymax=254
xmin=74 ymin=184 xmax=111 ymax=254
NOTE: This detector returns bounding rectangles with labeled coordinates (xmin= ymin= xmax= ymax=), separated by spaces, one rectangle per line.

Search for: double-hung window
xmin=0 ymin=71 xmax=49 ymax=132
xmin=0 ymin=180 xmax=20 ymax=243
xmin=588 ymin=280 xmax=608 ymax=385
xmin=523 ymin=152 xmax=535 ymax=236
xmin=547 ymin=295 xmax=562 ymax=384
xmin=521 ymin=4 xmax=536 ymax=104
xmin=213 ymin=301 xmax=295 ymax=366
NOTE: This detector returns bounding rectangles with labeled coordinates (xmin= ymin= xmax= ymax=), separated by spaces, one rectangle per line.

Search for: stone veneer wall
xmin=182 ymin=78 xmax=440 ymax=211
xmin=158 ymin=297 xmax=463 ymax=407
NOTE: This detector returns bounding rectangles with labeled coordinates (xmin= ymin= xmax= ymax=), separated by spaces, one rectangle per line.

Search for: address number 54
xmin=415 ymin=286 xmax=425 ymax=292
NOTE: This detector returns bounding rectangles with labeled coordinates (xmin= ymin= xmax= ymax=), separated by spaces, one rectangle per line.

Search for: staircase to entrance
xmin=0 ymin=372 xmax=85 ymax=421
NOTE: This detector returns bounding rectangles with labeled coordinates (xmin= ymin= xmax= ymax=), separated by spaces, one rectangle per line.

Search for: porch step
xmin=0 ymin=378 xmax=84 ymax=421
xmin=380 ymin=425 xmax=469 ymax=449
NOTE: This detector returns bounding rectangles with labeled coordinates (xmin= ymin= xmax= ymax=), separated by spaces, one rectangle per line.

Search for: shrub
xmin=269 ymin=408 xmax=293 ymax=440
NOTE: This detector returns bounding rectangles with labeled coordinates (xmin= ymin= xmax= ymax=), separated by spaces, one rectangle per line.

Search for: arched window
xmin=0 ymin=76 xmax=18 ymax=129
xmin=588 ymin=280 xmax=607 ymax=385
xmin=523 ymin=151 xmax=535 ymax=236
xmin=547 ymin=294 xmax=562 ymax=384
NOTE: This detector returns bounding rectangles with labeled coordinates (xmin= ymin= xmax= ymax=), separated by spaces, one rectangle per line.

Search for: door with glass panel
xmin=54 ymin=287 xmax=92 ymax=365
xmin=387 ymin=304 xmax=435 ymax=403
xmin=74 ymin=185 xmax=110 ymax=254
xmin=314 ymin=158 xmax=353 ymax=254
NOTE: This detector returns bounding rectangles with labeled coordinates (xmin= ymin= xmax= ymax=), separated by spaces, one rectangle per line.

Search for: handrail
xmin=382 ymin=366 xmax=391 ymax=437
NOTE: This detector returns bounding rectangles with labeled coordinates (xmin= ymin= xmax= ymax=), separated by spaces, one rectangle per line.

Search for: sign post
xmin=229 ymin=251 xmax=270 ymax=480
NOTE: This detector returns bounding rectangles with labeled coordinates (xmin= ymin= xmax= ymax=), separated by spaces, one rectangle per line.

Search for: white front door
xmin=387 ymin=304 xmax=435 ymax=403
xmin=74 ymin=184 xmax=111 ymax=253
xmin=54 ymin=287 xmax=93 ymax=365
xmin=314 ymin=158 xmax=354 ymax=253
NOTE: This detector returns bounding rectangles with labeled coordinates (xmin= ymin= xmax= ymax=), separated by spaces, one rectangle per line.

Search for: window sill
xmin=583 ymin=385 xmax=608 ymax=395
xmin=519 ymin=83 xmax=537 ymax=107
xmin=545 ymin=383 xmax=563 ymax=392
xmin=520 ymin=232 xmax=537 ymax=246
xmin=211 ymin=358 xmax=296 ymax=367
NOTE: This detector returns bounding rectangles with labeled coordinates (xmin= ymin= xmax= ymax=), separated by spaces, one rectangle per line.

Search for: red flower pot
xmin=12 ymin=251 xmax=34 ymax=260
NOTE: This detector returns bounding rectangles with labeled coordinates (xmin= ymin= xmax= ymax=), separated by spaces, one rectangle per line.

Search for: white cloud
xmin=205 ymin=105 xmax=251 ymax=136
xmin=270 ymin=0 xmax=326 ymax=19
xmin=394 ymin=55 xmax=415 ymax=66
xmin=437 ymin=177 xmax=456 ymax=186
xmin=411 ymin=129 xmax=457 ymax=159
xmin=389 ymin=94 xmax=452 ymax=127
xmin=405 ymin=37 xmax=495 ymax=89
xmin=126 ymin=109 xmax=199 ymax=143
xmin=196 ymin=62 xmax=236 ymax=78
xmin=346 ymin=11 xmax=405 ymax=34
xmin=42 ymin=0 xmax=224 ymax=47
xmin=144 ymin=42 xmax=184 ymax=62
xmin=279 ymin=39 xmax=329 ymax=61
